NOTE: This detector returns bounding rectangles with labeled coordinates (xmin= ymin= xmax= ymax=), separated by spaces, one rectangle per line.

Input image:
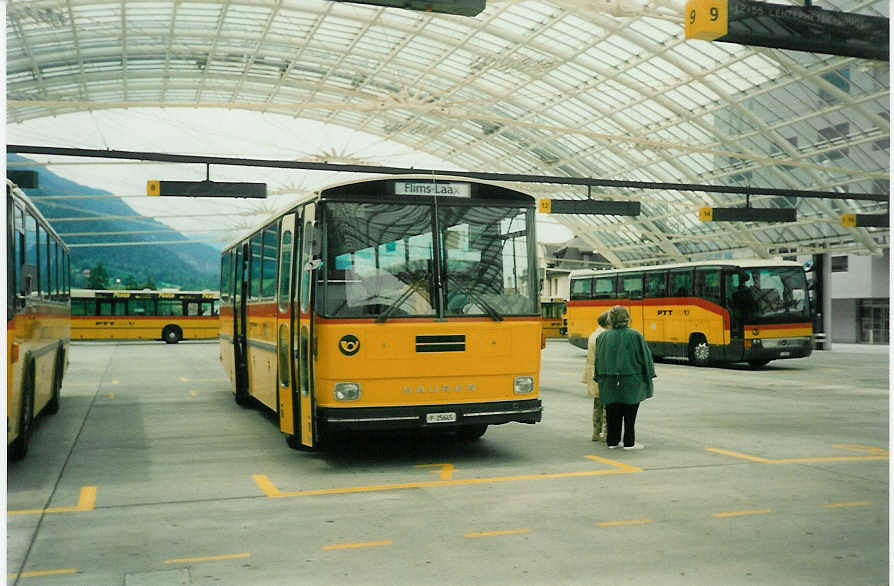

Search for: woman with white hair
xmin=594 ymin=305 xmax=656 ymax=450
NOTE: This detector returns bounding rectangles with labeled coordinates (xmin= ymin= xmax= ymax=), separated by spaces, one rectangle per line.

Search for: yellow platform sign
xmin=685 ymin=0 xmax=728 ymax=41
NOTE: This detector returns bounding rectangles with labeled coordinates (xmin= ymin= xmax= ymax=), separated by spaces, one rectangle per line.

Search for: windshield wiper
xmin=375 ymin=284 xmax=419 ymax=323
xmin=465 ymin=287 xmax=503 ymax=321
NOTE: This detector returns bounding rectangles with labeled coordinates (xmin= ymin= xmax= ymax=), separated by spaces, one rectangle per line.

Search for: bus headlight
xmin=514 ymin=376 xmax=534 ymax=394
xmin=334 ymin=382 xmax=361 ymax=401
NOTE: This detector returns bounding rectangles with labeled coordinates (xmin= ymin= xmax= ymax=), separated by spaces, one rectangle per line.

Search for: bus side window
xmin=24 ymin=214 xmax=39 ymax=298
xmin=569 ymin=277 xmax=593 ymax=300
xmin=644 ymin=272 xmax=667 ymax=298
xmin=695 ymin=268 xmax=721 ymax=304
xmin=670 ymin=269 xmax=692 ymax=297
xmin=249 ymin=233 xmax=262 ymax=301
xmin=621 ymin=273 xmax=643 ymax=300
xmin=594 ymin=276 xmax=616 ymax=299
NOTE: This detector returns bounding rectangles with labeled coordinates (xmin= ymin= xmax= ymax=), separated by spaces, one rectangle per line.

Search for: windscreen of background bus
xmin=726 ymin=266 xmax=810 ymax=324
xmin=321 ymin=202 xmax=537 ymax=319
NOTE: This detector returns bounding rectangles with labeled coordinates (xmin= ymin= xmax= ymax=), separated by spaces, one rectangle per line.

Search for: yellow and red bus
xmin=219 ymin=175 xmax=543 ymax=449
xmin=566 ymin=259 xmax=813 ymax=367
xmin=70 ymin=289 xmax=219 ymax=343
xmin=7 ymin=180 xmax=70 ymax=460
xmin=540 ymin=297 xmax=566 ymax=338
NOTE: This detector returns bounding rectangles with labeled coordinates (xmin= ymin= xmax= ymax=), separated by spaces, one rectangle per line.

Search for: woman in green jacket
xmin=595 ymin=305 xmax=656 ymax=450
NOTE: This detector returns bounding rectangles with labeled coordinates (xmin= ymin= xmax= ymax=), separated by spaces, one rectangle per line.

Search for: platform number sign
xmin=685 ymin=0 xmax=728 ymax=41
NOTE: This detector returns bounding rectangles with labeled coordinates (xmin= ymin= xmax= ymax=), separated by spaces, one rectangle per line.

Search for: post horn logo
xmin=752 ymin=328 xmax=760 ymax=336
xmin=339 ymin=334 xmax=360 ymax=356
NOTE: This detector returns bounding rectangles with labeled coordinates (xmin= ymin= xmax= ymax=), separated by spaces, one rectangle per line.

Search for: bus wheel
xmin=456 ymin=425 xmax=488 ymax=440
xmin=45 ymin=348 xmax=64 ymax=415
xmin=162 ymin=325 xmax=183 ymax=344
xmin=748 ymin=359 xmax=771 ymax=368
xmin=10 ymin=362 xmax=36 ymax=461
xmin=688 ymin=335 xmax=710 ymax=366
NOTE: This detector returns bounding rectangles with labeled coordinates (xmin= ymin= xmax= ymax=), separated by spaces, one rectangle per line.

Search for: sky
xmin=5 ymin=108 xmax=575 ymax=249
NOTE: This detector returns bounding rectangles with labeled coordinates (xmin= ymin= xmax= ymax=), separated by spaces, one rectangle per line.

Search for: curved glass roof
xmin=6 ymin=0 xmax=890 ymax=266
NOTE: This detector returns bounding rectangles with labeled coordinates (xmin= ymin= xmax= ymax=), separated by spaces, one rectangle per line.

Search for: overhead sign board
xmin=147 ymin=180 xmax=266 ymax=198
xmin=685 ymin=0 xmax=889 ymax=61
xmin=841 ymin=213 xmax=889 ymax=228
xmin=699 ymin=207 xmax=796 ymax=222
xmin=539 ymin=199 xmax=640 ymax=216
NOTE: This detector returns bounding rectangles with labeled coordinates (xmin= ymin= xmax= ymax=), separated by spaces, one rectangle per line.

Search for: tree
xmin=86 ymin=262 xmax=110 ymax=290
xmin=140 ymin=273 xmax=157 ymax=290
xmin=124 ymin=275 xmax=139 ymax=289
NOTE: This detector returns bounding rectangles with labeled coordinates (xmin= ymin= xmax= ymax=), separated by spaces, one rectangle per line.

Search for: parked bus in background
xmin=566 ymin=259 xmax=813 ymax=367
xmin=71 ymin=289 xmax=219 ymax=343
xmin=7 ymin=179 xmax=71 ymax=460
xmin=219 ymin=175 xmax=543 ymax=450
xmin=540 ymin=297 xmax=566 ymax=338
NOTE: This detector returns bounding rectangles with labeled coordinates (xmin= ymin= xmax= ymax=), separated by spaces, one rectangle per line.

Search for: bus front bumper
xmin=746 ymin=336 xmax=813 ymax=361
xmin=318 ymin=399 xmax=542 ymax=431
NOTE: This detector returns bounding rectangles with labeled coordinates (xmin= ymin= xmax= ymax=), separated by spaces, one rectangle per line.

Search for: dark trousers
xmin=605 ymin=402 xmax=640 ymax=447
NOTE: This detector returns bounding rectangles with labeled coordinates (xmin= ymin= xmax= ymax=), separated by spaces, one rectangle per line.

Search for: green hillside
xmin=9 ymin=154 xmax=221 ymax=291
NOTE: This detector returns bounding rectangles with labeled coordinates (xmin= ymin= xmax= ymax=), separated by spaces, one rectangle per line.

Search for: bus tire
xmin=9 ymin=361 xmax=36 ymax=461
xmin=45 ymin=348 xmax=64 ymax=415
xmin=688 ymin=334 xmax=710 ymax=366
xmin=162 ymin=325 xmax=182 ymax=344
xmin=748 ymin=359 xmax=771 ymax=368
xmin=456 ymin=424 xmax=488 ymax=440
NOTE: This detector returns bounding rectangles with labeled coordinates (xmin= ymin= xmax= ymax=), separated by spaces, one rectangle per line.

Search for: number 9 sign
xmin=684 ymin=0 xmax=728 ymax=41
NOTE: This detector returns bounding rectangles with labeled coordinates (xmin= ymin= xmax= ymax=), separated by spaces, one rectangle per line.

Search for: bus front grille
xmin=416 ymin=334 xmax=465 ymax=353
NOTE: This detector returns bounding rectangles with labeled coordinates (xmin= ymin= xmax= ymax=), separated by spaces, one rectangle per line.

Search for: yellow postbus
xmin=540 ymin=298 xmax=566 ymax=338
xmin=7 ymin=180 xmax=71 ymax=460
xmin=219 ymin=175 xmax=543 ymax=449
xmin=566 ymin=259 xmax=813 ymax=367
xmin=71 ymin=289 xmax=219 ymax=343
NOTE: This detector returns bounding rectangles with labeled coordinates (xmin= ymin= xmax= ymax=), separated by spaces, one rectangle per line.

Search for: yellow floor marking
xmin=8 ymin=486 xmax=97 ymax=516
xmin=8 ymin=568 xmax=77 ymax=579
xmin=322 ymin=540 xmax=392 ymax=550
xmin=255 ymin=456 xmax=640 ymax=499
xmin=713 ymin=509 xmax=772 ymax=518
xmin=597 ymin=519 xmax=653 ymax=527
xmin=707 ymin=445 xmax=888 ymax=464
xmin=189 ymin=390 xmax=198 ymax=397
xmin=465 ymin=528 xmax=530 ymax=538
xmin=824 ymin=501 xmax=873 ymax=509
xmin=106 ymin=393 xmax=116 ymax=400
xmin=111 ymin=379 xmax=119 ymax=385
xmin=180 ymin=377 xmax=189 ymax=382
xmin=415 ymin=463 xmax=455 ymax=480
xmin=165 ymin=553 xmax=250 ymax=564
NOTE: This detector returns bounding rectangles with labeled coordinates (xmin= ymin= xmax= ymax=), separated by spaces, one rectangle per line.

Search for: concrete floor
xmin=6 ymin=339 xmax=889 ymax=585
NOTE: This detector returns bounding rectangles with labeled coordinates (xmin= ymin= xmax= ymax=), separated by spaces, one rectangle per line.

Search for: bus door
xmin=723 ymin=269 xmax=746 ymax=358
xmin=276 ymin=214 xmax=296 ymax=435
xmin=296 ymin=204 xmax=318 ymax=448
xmin=233 ymin=243 xmax=250 ymax=403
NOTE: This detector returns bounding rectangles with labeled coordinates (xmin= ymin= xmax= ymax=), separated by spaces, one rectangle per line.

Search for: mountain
xmin=8 ymin=154 xmax=221 ymax=291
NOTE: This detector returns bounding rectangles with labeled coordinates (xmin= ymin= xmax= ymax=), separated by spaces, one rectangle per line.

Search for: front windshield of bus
xmin=322 ymin=201 xmax=536 ymax=318
xmin=323 ymin=202 xmax=437 ymax=318
xmin=440 ymin=205 xmax=537 ymax=317
xmin=729 ymin=266 xmax=810 ymax=322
